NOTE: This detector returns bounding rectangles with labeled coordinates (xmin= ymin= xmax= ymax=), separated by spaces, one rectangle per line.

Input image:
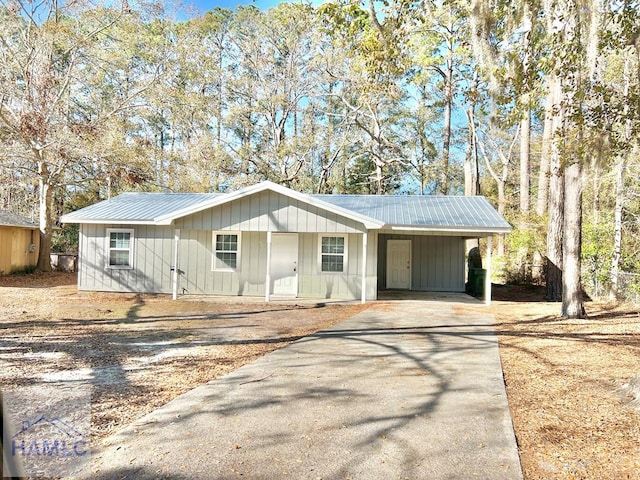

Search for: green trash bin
xmin=471 ymin=268 xmax=486 ymax=297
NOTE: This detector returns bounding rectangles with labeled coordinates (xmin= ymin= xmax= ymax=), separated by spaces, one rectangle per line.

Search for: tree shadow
xmin=82 ymin=308 xmax=517 ymax=479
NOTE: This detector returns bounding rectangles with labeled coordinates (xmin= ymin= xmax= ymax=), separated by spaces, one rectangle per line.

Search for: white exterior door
xmin=271 ymin=233 xmax=299 ymax=296
xmin=386 ymin=240 xmax=412 ymax=289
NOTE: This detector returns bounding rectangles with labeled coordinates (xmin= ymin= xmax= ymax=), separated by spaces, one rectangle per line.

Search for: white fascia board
xmin=386 ymin=225 xmax=512 ymax=235
xmin=59 ymin=217 xmax=157 ymax=225
xmin=153 ymin=180 xmax=384 ymax=229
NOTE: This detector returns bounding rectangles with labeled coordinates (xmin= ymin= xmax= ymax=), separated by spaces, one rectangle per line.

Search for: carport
xmin=376 ymin=231 xmax=494 ymax=305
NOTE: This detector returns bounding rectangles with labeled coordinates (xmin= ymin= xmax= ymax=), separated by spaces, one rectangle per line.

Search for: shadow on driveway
xmin=77 ymin=300 xmax=523 ymax=480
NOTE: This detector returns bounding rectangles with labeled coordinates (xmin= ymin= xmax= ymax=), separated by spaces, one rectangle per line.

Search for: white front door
xmin=271 ymin=233 xmax=299 ymax=296
xmin=386 ymin=239 xmax=412 ymax=289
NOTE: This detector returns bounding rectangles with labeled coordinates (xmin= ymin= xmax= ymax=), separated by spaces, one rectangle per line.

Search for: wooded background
xmin=1 ymin=0 xmax=639 ymax=317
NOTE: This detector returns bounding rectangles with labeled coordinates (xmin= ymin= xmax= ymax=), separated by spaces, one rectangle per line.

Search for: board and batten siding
xmin=377 ymin=234 xmax=465 ymax=292
xmin=173 ymin=190 xmax=366 ymax=233
xmin=177 ymin=231 xmax=377 ymax=300
xmin=78 ymin=224 xmax=174 ymax=293
xmin=298 ymin=232 xmax=377 ymax=300
xmin=78 ymin=224 xmax=377 ymax=300
xmin=177 ymin=230 xmax=266 ymax=296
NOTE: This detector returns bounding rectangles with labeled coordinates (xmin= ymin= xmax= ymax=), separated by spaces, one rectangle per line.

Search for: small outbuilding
xmin=0 ymin=210 xmax=40 ymax=275
xmin=61 ymin=181 xmax=511 ymax=304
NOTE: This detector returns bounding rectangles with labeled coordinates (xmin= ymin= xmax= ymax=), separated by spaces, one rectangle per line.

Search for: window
xmin=319 ymin=235 xmax=348 ymax=273
xmin=212 ymin=232 xmax=240 ymax=271
xmin=106 ymin=229 xmax=134 ymax=269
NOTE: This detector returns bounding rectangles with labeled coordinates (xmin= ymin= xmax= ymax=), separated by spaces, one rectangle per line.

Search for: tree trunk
xmin=464 ymin=72 xmax=480 ymax=197
xmin=36 ymin=162 xmax=53 ymax=272
xmin=609 ymin=157 xmax=624 ymax=300
xmin=439 ymin=57 xmax=453 ymax=195
xmin=562 ymin=161 xmax=585 ymax=318
xmin=610 ymin=54 xmax=633 ymax=300
xmin=520 ymin=104 xmax=531 ymax=213
xmin=546 ymin=164 xmax=564 ymax=301
xmin=497 ymin=179 xmax=505 ymax=256
xmin=536 ymin=91 xmax=554 ymax=216
xmin=545 ymin=77 xmax=564 ymax=301
xmin=517 ymin=102 xmax=532 ymax=280
xmin=532 ymin=92 xmax=554 ymax=283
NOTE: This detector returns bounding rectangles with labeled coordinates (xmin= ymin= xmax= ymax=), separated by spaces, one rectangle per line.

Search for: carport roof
xmin=61 ymin=181 xmax=511 ymax=234
xmin=312 ymin=194 xmax=512 ymax=233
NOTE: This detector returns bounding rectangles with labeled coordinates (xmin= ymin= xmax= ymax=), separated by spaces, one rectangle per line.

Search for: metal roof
xmin=0 ymin=210 xmax=38 ymax=229
xmin=60 ymin=183 xmax=511 ymax=234
xmin=311 ymin=194 xmax=511 ymax=231
xmin=60 ymin=192 xmax=220 ymax=224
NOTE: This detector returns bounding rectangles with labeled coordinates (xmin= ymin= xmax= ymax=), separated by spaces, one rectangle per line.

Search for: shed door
xmin=386 ymin=240 xmax=412 ymax=289
xmin=271 ymin=233 xmax=299 ymax=296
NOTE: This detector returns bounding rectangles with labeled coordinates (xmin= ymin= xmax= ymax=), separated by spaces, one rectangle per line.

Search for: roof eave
xmin=59 ymin=217 xmax=157 ymax=225
xmin=0 ymin=223 xmax=39 ymax=229
xmin=384 ymin=225 xmax=512 ymax=235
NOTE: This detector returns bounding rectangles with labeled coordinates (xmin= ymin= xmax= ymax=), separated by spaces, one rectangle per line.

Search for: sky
xmin=181 ymin=0 xmax=324 ymax=16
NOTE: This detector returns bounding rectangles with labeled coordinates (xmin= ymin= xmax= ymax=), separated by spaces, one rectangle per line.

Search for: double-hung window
xmin=106 ymin=229 xmax=134 ymax=269
xmin=319 ymin=235 xmax=347 ymax=273
xmin=213 ymin=232 xmax=240 ymax=271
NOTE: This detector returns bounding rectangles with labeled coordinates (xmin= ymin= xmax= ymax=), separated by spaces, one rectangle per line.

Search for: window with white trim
xmin=212 ymin=232 xmax=241 ymax=271
xmin=106 ymin=229 xmax=134 ymax=269
xmin=319 ymin=235 xmax=348 ymax=273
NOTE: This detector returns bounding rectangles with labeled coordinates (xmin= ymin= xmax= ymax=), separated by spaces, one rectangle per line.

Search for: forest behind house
xmin=1 ymin=0 xmax=639 ymax=318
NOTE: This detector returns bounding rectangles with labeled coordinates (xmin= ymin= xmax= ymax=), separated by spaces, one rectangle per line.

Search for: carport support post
xmin=172 ymin=229 xmax=180 ymax=301
xmin=361 ymin=231 xmax=367 ymax=304
xmin=265 ymin=230 xmax=272 ymax=303
xmin=485 ymin=235 xmax=492 ymax=306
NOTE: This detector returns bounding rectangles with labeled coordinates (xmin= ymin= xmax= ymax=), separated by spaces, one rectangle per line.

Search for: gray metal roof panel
xmin=61 ymin=187 xmax=510 ymax=232
xmin=61 ymin=192 xmax=220 ymax=223
xmin=0 ymin=210 xmax=38 ymax=228
xmin=311 ymin=195 xmax=511 ymax=230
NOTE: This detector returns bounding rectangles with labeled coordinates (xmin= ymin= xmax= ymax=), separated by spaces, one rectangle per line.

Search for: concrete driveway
xmin=78 ymin=295 xmax=523 ymax=480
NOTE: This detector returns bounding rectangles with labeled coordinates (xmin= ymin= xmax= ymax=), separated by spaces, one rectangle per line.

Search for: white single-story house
xmin=60 ymin=181 xmax=511 ymax=304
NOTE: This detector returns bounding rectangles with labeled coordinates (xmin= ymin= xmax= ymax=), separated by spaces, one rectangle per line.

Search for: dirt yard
xmin=457 ymin=284 xmax=640 ymax=480
xmin=1 ymin=274 xmax=639 ymax=479
xmin=0 ymin=272 xmax=367 ymax=441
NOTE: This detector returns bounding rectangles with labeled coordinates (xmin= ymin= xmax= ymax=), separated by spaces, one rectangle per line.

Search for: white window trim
xmin=105 ymin=228 xmax=135 ymax=270
xmin=212 ymin=231 xmax=242 ymax=272
xmin=317 ymin=234 xmax=349 ymax=274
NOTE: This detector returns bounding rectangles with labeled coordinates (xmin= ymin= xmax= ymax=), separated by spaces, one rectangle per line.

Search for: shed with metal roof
xmin=61 ymin=181 xmax=510 ymax=304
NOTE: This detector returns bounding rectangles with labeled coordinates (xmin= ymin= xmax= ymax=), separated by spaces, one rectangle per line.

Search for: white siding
xmin=377 ymin=234 xmax=465 ymax=292
xmin=174 ymin=191 xmax=366 ymax=233
xmin=177 ymin=230 xmax=266 ymax=296
xmin=298 ymin=232 xmax=377 ymax=300
xmin=78 ymin=224 xmax=174 ymax=293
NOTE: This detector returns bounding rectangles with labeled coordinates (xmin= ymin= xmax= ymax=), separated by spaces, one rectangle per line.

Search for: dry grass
xmin=0 ymin=272 xmax=367 ymax=441
xmin=458 ymin=284 xmax=640 ymax=480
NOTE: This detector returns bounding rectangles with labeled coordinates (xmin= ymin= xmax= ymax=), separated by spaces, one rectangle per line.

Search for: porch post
xmin=485 ymin=235 xmax=492 ymax=306
xmin=265 ymin=230 xmax=272 ymax=303
xmin=172 ymin=228 xmax=180 ymax=300
xmin=361 ymin=231 xmax=368 ymax=304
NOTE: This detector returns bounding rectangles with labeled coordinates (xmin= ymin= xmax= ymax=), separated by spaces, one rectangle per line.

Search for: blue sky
xmin=181 ymin=0 xmax=323 ymax=16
